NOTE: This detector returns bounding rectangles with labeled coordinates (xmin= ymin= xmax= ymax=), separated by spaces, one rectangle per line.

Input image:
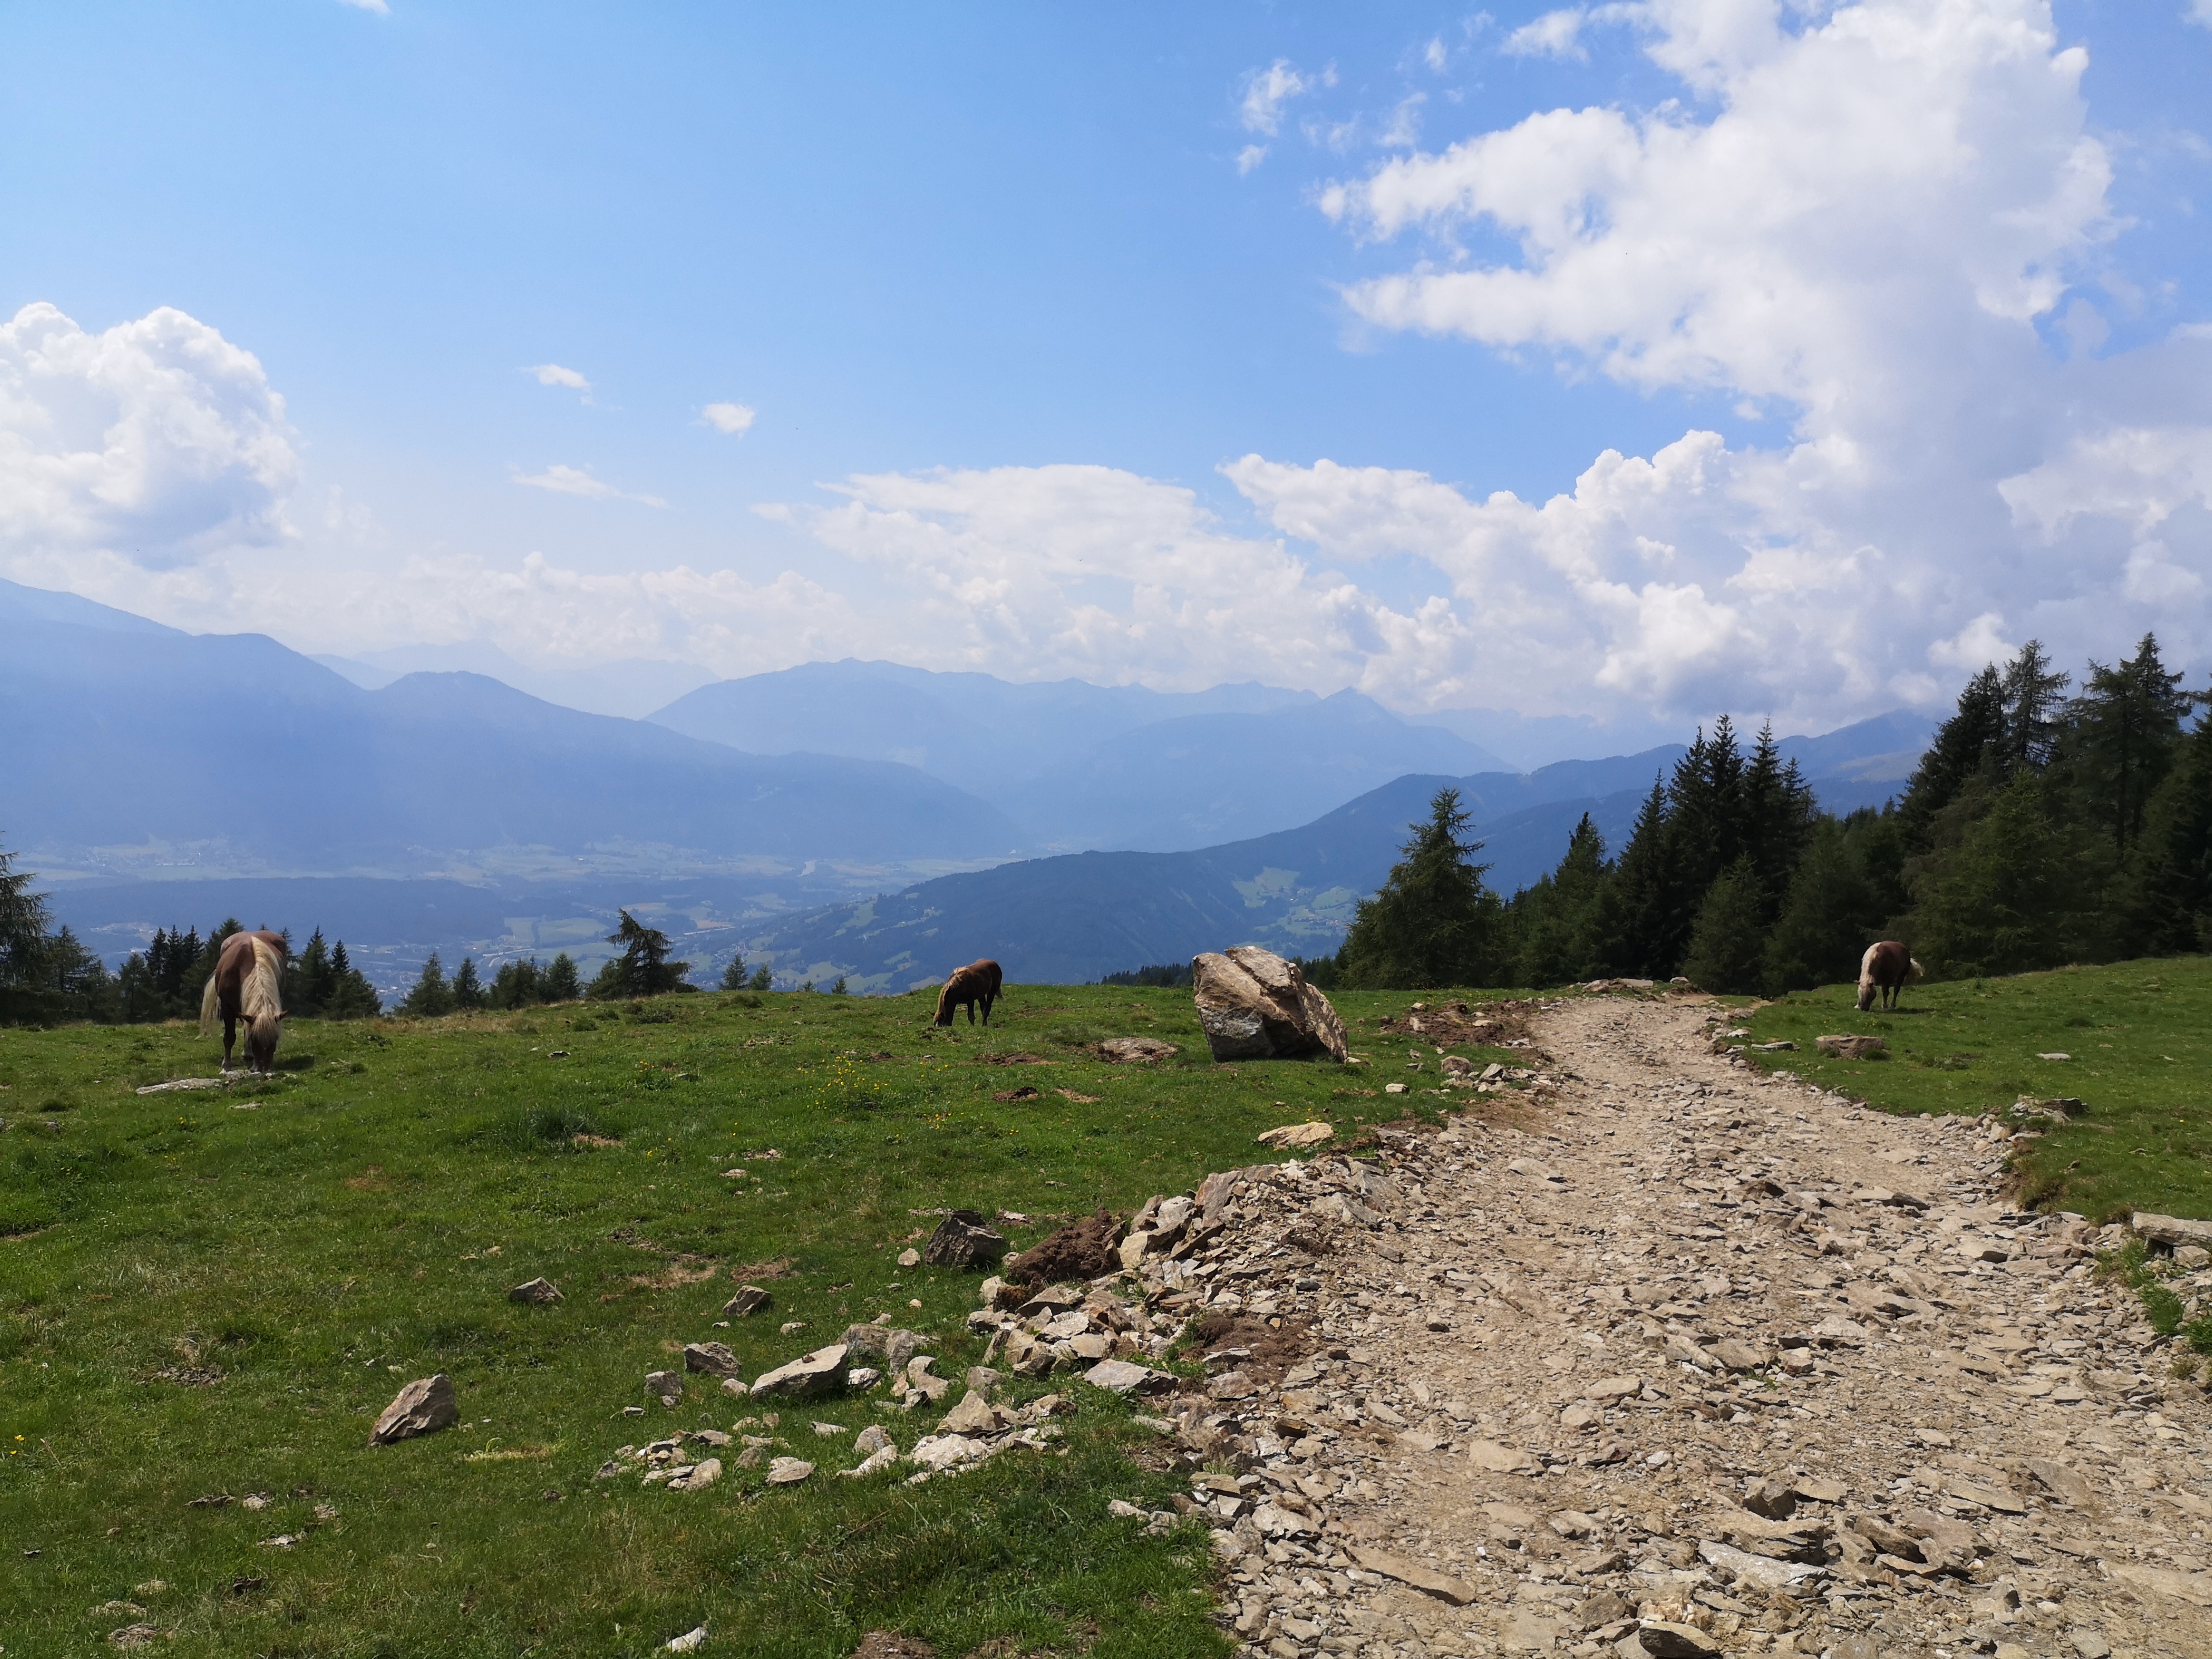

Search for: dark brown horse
xmin=200 ymin=929 xmax=288 ymax=1073
xmin=1857 ymin=940 xmax=1923 ymax=1011
xmin=934 ymin=959 xmax=1002 ymax=1027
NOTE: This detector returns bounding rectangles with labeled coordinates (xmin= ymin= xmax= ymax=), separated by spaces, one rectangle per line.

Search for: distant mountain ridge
xmin=746 ymin=716 xmax=1929 ymax=991
xmin=648 ymin=660 xmax=1516 ymax=852
xmin=0 ymin=580 xmax=1018 ymax=874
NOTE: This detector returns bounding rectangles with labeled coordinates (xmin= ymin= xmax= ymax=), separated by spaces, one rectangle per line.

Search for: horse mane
xmin=242 ymin=935 xmax=285 ymax=1024
xmin=933 ymin=975 xmax=962 ymax=1022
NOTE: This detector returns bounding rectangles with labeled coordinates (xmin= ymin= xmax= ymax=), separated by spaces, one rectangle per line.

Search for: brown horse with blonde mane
xmin=200 ymin=929 xmax=289 ymax=1073
xmin=934 ymin=958 xmax=1002 ymax=1027
xmin=1856 ymin=940 xmax=1923 ymax=1012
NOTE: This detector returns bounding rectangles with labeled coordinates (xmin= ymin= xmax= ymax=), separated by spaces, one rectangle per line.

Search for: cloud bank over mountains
xmin=2 ymin=1 xmax=2206 ymax=734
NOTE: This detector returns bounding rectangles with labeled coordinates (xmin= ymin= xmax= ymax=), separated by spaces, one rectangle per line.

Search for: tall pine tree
xmin=1337 ymin=788 xmax=1506 ymax=989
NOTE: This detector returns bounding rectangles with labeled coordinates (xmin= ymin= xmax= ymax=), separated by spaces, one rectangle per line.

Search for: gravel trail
xmin=1185 ymin=991 xmax=2212 ymax=1659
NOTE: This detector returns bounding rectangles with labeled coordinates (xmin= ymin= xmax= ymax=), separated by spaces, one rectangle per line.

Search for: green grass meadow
xmin=1735 ymin=956 xmax=2212 ymax=1223
xmin=0 ymin=984 xmax=1507 ymax=1659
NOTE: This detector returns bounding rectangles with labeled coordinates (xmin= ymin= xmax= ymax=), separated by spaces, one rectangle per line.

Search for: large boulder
xmin=1192 ymin=946 xmax=1347 ymax=1063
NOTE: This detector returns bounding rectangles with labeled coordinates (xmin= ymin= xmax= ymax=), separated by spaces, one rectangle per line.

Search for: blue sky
xmin=4 ymin=1 xmax=2211 ymax=735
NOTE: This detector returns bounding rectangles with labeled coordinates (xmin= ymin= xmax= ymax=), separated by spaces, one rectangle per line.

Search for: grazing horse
xmin=1857 ymin=940 xmax=1923 ymax=1012
xmin=200 ymin=929 xmax=288 ymax=1073
xmin=933 ymin=959 xmax=1003 ymax=1027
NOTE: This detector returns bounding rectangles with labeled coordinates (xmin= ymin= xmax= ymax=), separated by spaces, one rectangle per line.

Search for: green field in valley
xmin=0 ymin=982 xmax=1520 ymax=1659
xmin=1734 ymin=955 xmax=2212 ymax=1225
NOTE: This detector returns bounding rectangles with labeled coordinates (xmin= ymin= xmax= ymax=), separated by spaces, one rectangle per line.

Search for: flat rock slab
xmin=765 ymin=1457 xmax=814 ymax=1485
xmin=1255 ymin=1122 xmax=1336 ymax=1149
xmin=1098 ymin=1037 xmax=1178 ymax=1063
xmin=1083 ymin=1359 xmax=1172 ymax=1395
xmin=370 ymin=1374 xmax=457 ymax=1445
xmin=2136 ymin=1211 xmax=2212 ymax=1249
xmin=750 ymin=1343 xmax=850 ymax=1400
xmin=1346 ymin=1545 xmax=1477 ymax=1605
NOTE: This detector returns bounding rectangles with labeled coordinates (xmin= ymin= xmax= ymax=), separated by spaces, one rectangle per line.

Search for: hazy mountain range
xmin=4 ymin=576 xmax=1932 ymax=990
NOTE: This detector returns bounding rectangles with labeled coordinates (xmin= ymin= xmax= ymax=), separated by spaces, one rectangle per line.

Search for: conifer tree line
xmin=1327 ymin=633 xmax=2212 ymax=995
xmin=394 ymin=910 xmax=699 ymax=1016
xmin=0 ymin=853 xmax=384 ymax=1026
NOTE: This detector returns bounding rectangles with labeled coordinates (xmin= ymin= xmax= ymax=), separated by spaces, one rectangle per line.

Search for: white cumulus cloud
xmin=525 ymin=362 xmax=591 ymax=397
xmin=513 ymin=464 xmax=667 ymax=508
xmin=700 ymin=401 xmax=756 ymax=436
xmin=1505 ymin=8 xmax=1597 ymax=59
xmin=1279 ymin=0 xmax=2212 ymax=721
xmin=0 ymin=302 xmax=299 ymax=572
xmin=1240 ymin=60 xmax=1323 ymax=137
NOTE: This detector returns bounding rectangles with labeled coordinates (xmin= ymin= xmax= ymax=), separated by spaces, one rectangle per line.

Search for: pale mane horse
xmin=1856 ymin=940 xmax=1923 ymax=1012
xmin=200 ymin=929 xmax=289 ymax=1073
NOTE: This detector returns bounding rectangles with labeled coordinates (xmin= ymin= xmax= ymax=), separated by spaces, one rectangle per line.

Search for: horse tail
xmin=243 ymin=936 xmax=285 ymax=1022
xmin=198 ymin=968 xmax=222 ymax=1036
xmin=1908 ymin=958 xmax=1924 ymax=982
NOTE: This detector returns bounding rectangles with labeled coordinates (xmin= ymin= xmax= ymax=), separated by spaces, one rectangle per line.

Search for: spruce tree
xmin=490 ymin=958 xmax=543 ymax=1009
xmin=747 ymin=964 xmax=772 ymax=992
xmin=1595 ymin=777 xmax=1677 ymax=977
xmin=1898 ymin=666 xmax=2006 ymax=848
xmin=1681 ymin=856 xmax=1768 ymax=994
xmin=0 ymin=835 xmax=51 ymax=993
xmin=599 ymin=911 xmax=687 ymax=997
xmin=1760 ymin=818 xmax=1879 ymax=993
xmin=1999 ymin=639 xmax=2071 ymax=774
xmin=541 ymin=953 xmax=582 ymax=1002
xmin=1337 ymin=788 xmax=1505 ymax=989
xmin=400 ymin=952 xmax=455 ymax=1017
xmin=451 ymin=956 xmax=485 ymax=1011
xmin=2119 ymin=705 xmax=2212 ymax=955
xmin=720 ymin=954 xmax=751 ymax=991
xmin=1909 ymin=773 xmax=2101 ymax=978
xmin=2067 ymin=633 xmax=2193 ymax=857
xmin=1511 ymin=813 xmax=1609 ymax=986
xmin=324 ymin=940 xmax=383 ymax=1020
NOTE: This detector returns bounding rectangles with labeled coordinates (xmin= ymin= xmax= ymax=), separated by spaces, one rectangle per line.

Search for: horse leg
xmin=221 ymin=1013 xmax=236 ymax=1072
xmin=980 ymin=992 xmax=993 ymax=1027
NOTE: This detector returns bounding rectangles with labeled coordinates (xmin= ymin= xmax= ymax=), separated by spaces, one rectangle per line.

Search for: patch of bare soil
xmin=852 ymin=1633 xmax=936 ymax=1659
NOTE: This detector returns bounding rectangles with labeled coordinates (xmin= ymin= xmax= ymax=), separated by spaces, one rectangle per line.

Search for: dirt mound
xmin=1185 ymin=1310 xmax=1312 ymax=1382
xmin=1002 ymin=1208 xmax=1123 ymax=1285
xmin=852 ymin=1634 xmax=935 ymax=1659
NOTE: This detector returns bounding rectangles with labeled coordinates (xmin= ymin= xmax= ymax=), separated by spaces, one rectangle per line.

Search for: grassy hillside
xmin=1734 ymin=956 xmax=2212 ymax=1223
xmin=0 ymin=983 xmax=1512 ymax=1657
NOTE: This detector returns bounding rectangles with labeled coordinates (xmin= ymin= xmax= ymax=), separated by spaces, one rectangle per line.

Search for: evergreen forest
xmin=1328 ymin=633 xmax=2211 ymax=995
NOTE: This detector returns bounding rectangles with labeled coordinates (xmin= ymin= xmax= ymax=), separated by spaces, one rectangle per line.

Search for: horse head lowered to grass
xmin=933 ymin=959 xmax=1002 ymax=1027
xmin=200 ymin=929 xmax=289 ymax=1073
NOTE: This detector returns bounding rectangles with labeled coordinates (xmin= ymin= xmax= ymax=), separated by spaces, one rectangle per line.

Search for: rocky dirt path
xmin=1182 ymin=992 xmax=2212 ymax=1659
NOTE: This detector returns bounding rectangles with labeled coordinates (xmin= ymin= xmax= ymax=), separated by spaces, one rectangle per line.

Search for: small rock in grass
xmin=766 ymin=1457 xmax=814 ymax=1485
xmin=846 ymin=1367 xmax=882 ymax=1389
xmin=108 ymin=1626 xmax=160 ymax=1650
xmin=897 ymin=1248 xmax=920 ymax=1268
xmin=940 ymin=1390 xmax=999 ymax=1435
xmin=664 ymin=1625 xmax=707 ymax=1652
xmin=370 ymin=1374 xmax=458 ymax=1445
xmin=854 ymin=1424 xmax=894 ymax=1456
xmin=778 ymin=1320 xmax=805 ymax=1335
xmin=666 ymin=1458 xmax=721 ymax=1491
xmin=839 ymin=1445 xmax=900 ymax=1478
xmin=683 ymin=1342 xmax=741 ymax=1378
xmin=507 ymin=1277 xmax=562 ymax=1304
xmin=812 ymin=1421 xmax=847 ymax=1437
xmin=1255 ymin=1122 xmax=1335 ymax=1149
xmin=645 ymin=1370 xmax=683 ymax=1406
xmin=921 ymin=1210 xmax=1007 ymax=1269
xmin=722 ymin=1286 xmax=773 ymax=1318
xmin=1384 ymin=1082 xmax=1408 ymax=1095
